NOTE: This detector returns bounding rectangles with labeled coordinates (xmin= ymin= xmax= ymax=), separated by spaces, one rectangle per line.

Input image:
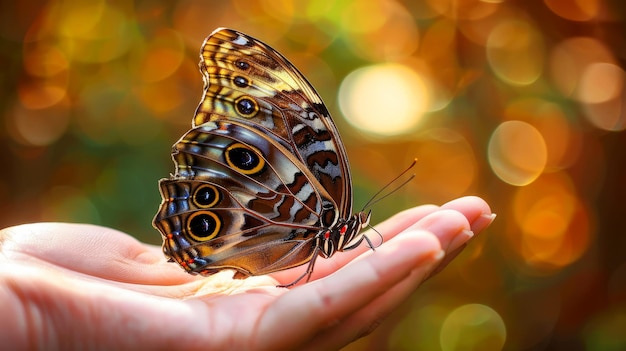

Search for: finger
xmin=422 ymin=197 xmax=496 ymax=280
xmin=268 ymin=204 xmax=441 ymax=285
xmin=369 ymin=204 xmax=440 ymax=238
xmin=441 ymin=196 xmax=495 ymax=234
xmin=305 ymin=232 xmax=443 ymax=350
xmin=306 ymin=203 xmax=489 ymax=349
xmin=270 ymin=196 xmax=493 ymax=286
xmin=255 ymin=230 xmax=443 ymax=350
xmin=0 ymin=264 xmax=224 ymax=350
xmin=284 ymin=208 xmax=473 ymax=286
xmin=400 ymin=209 xmax=473 ymax=253
xmin=0 ymin=223 xmax=196 ymax=285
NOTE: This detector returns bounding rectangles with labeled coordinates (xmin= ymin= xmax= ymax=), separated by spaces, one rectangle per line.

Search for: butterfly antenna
xmin=361 ymin=158 xmax=417 ymax=211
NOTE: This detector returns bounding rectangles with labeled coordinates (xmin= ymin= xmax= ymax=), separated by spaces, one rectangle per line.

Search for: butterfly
xmin=153 ymin=27 xmax=373 ymax=287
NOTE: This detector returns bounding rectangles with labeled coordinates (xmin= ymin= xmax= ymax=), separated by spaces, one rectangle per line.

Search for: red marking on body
xmin=340 ymin=226 xmax=347 ymax=235
xmin=324 ymin=230 xmax=330 ymax=239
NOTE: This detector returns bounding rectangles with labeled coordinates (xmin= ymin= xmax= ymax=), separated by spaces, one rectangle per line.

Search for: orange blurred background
xmin=1 ymin=0 xmax=625 ymax=350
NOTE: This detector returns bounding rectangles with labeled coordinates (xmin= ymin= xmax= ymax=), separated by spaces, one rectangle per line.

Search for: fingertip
xmin=443 ymin=195 xmax=491 ymax=213
xmin=440 ymin=196 xmax=495 ymax=233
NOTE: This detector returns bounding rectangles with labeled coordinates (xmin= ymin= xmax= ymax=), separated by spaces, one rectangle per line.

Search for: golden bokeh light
xmin=544 ymin=0 xmax=601 ymax=21
xmin=8 ymin=103 xmax=70 ymax=147
xmin=52 ymin=2 xmax=132 ymax=63
xmin=257 ymin=0 xmax=297 ymax=24
xmin=133 ymin=29 xmax=186 ymax=83
xmin=386 ymin=300 xmax=453 ymax=350
xmin=440 ymin=304 xmax=506 ymax=351
xmin=338 ymin=63 xmax=429 ymax=136
xmin=582 ymin=93 xmax=626 ymax=132
xmin=488 ymin=120 xmax=547 ymax=186
xmin=340 ymin=1 xmax=389 ymax=33
xmin=503 ymin=98 xmax=582 ymax=171
xmin=173 ymin=1 xmax=237 ymax=46
xmin=341 ymin=1 xmax=419 ymax=61
xmin=135 ymin=76 xmax=188 ymax=116
xmin=17 ymin=78 xmax=68 ymax=110
xmin=487 ymin=20 xmax=544 ymax=86
xmin=579 ymin=63 xmax=626 ymax=131
xmin=56 ymin=1 xmax=107 ymax=38
xmin=549 ymin=36 xmax=615 ymax=98
xmin=22 ymin=44 xmax=69 ymax=78
xmin=577 ymin=63 xmax=624 ymax=104
xmin=509 ymin=172 xmax=592 ymax=273
xmin=426 ymin=0 xmax=500 ymax=21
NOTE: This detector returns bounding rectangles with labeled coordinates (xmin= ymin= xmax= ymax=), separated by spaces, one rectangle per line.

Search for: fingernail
xmin=447 ymin=229 xmax=474 ymax=252
xmin=471 ymin=213 xmax=497 ymax=234
xmin=433 ymin=249 xmax=445 ymax=261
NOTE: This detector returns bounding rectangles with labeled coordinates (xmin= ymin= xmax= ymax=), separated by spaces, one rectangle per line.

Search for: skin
xmin=0 ymin=196 xmax=494 ymax=351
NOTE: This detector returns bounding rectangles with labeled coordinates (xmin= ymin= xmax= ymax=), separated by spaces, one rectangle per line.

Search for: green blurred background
xmin=1 ymin=0 xmax=625 ymax=350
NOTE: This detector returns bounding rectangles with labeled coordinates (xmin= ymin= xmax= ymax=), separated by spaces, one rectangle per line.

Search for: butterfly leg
xmin=277 ymin=246 xmax=322 ymax=288
xmin=342 ymin=234 xmax=376 ymax=251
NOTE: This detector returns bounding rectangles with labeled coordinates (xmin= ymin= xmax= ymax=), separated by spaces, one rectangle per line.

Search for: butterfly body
xmin=153 ymin=28 xmax=370 ymax=285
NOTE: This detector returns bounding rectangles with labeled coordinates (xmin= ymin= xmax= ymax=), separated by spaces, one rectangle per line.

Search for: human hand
xmin=0 ymin=196 xmax=494 ymax=351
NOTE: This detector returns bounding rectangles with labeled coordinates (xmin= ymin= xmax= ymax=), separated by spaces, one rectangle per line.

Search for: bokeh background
xmin=1 ymin=0 xmax=625 ymax=350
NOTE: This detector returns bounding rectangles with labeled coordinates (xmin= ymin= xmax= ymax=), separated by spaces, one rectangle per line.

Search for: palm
xmin=0 ymin=196 xmax=494 ymax=350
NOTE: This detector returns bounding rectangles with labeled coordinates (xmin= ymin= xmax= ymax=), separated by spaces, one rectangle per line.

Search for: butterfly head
xmin=359 ymin=210 xmax=372 ymax=229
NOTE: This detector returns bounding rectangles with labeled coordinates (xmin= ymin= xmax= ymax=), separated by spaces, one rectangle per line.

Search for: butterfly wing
xmin=153 ymin=120 xmax=339 ymax=276
xmin=194 ymin=28 xmax=353 ymax=216
xmin=153 ymin=28 xmax=361 ymax=279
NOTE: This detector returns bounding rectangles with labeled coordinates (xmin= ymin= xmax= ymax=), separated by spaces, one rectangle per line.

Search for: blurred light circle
xmin=53 ymin=2 xmax=132 ymax=63
xmin=57 ymin=1 xmax=105 ymax=37
xmin=18 ymin=80 xmax=68 ymax=110
xmin=338 ymin=63 xmax=429 ymax=136
xmin=578 ymin=63 xmax=624 ymax=104
xmin=23 ymin=44 xmax=69 ymax=78
xmin=487 ymin=20 xmax=544 ymax=86
xmin=582 ymin=95 xmax=626 ymax=132
xmin=426 ymin=0 xmax=499 ymax=20
xmin=544 ymin=0 xmax=600 ymax=21
xmin=579 ymin=63 xmax=626 ymax=132
xmin=549 ymin=37 xmax=615 ymax=97
xmin=10 ymin=103 xmax=70 ymax=146
xmin=135 ymin=29 xmax=186 ymax=83
xmin=340 ymin=1 xmax=420 ymax=61
xmin=440 ymin=304 xmax=506 ymax=351
xmin=509 ymin=172 xmax=592 ymax=273
xmin=503 ymin=98 xmax=582 ymax=171
xmin=488 ymin=121 xmax=547 ymax=186
xmin=340 ymin=1 xmax=388 ymax=33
